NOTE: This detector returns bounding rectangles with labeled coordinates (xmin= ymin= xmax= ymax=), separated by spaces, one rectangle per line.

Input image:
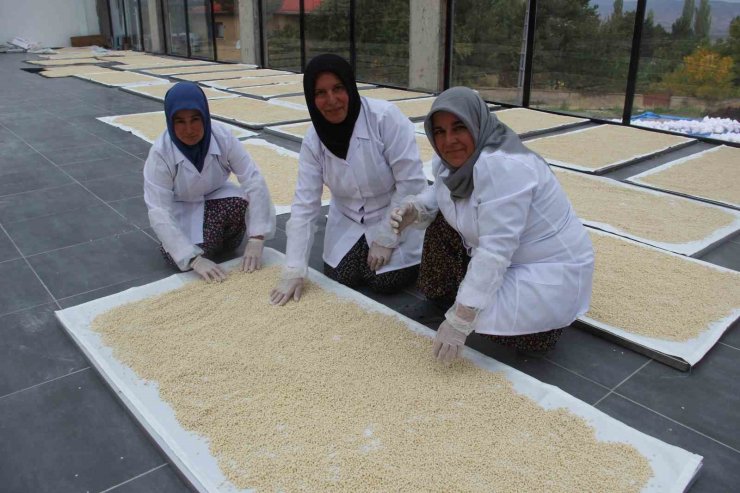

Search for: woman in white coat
xmin=391 ymin=87 xmax=594 ymax=363
xmin=144 ymin=82 xmax=275 ymax=281
xmin=269 ymin=54 xmax=426 ymax=304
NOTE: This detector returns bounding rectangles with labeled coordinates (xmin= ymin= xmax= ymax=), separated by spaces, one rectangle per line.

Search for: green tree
xmin=672 ymin=0 xmax=695 ymax=37
xmin=694 ymin=0 xmax=711 ymax=42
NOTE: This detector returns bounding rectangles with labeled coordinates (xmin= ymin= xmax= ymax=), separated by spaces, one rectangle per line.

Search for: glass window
xmin=632 ymin=0 xmax=740 ymax=141
xmin=123 ymin=0 xmax=143 ymax=51
xmin=354 ymin=0 xmax=410 ymax=86
xmin=188 ymin=0 xmax=215 ymax=59
xmin=164 ymin=0 xmax=188 ymax=56
xmin=109 ymin=0 xmax=127 ymax=50
xmin=451 ymin=0 xmax=528 ymax=105
xmin=141 ymin=0 xmax=165 ymax=53
xmin=263 ymin=0 xmax=302 ymax=71
xmin=304 ymin=0 xmax=350 ymax=65
xmin=214 ymin=0 xmax=242 ymax=62
xmin=530 ymin=0 xmax=636 ymax=120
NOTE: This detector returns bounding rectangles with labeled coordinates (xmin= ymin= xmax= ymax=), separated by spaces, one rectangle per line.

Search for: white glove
xmin=269 ymin=277 xmax=304 ymax=305
xmin=191 ymin=255 xmax=227 ymax=283
xmin=390 ymin=202 xmax=419 ymax=235
xmin=432 ymin=304 xmax=478 ymax=364
xmin=367 ymin=242 xmax=393 ymax=272
xmin=241 ymin=238 xmax=264 ymax=273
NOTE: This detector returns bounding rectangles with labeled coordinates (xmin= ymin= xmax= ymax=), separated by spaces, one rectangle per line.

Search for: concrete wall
xmin=0 ymin=0 xmax=99 ymax=48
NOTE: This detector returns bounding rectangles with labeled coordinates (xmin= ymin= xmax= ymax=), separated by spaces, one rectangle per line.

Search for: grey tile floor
xmin=0 ymin=53 xmax=738 ymax=492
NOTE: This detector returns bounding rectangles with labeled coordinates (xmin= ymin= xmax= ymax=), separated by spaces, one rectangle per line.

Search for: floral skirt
xmin=324 ymin=235 xmax=419 ymax=294
xmin=161 ymin=197 xmax=248 ymax=267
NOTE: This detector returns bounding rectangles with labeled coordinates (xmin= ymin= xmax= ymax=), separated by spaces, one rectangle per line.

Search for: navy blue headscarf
xmin=164 ymin=82 xmax=212 ymax=173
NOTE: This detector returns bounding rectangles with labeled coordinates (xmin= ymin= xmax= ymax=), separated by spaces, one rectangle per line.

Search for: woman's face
xmin=314 ymin=72 xmax=349 ymax=124
xmin=173 ymin=109 xmax=204 ymax=145
xmin=432 ymin=111 xmax=475 ymax=168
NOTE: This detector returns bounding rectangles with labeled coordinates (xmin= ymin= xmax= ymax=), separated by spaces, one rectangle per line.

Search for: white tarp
xmin=55 ymin=248 xmax=702 ymax=493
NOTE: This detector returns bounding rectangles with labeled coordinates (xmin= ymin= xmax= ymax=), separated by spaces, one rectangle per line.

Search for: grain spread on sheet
xmin=587 ymin=232 xmax=740 ymax=341
xmin=92 ymin=266 xmax=652 ymax=492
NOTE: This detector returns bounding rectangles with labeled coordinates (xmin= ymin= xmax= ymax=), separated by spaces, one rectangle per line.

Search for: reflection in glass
xmin=141 ymin=0 xmax=165 ymax=53
xmin=262 ymin=0 xmax=302 ymax=71
xmin=530 ymin=0 xmax=635 ymax=119
xmin=451 ymin=0 xmax=528 ymax=105
xmin=123 ymin=0 xmax=143 ymax=50
xmin=304 ymin=0 xmax=350 ymax=65
xmin=355 ymin=0 xmax=409 ymax=86
xmin=633 ymin=0 xmax=740 ymax=142
xmin=214 ymin=0 xmax=241 ymax=61
xmin=165 ymin=0 xmax=188 ymax=56
xmin=109 ymin=0 xmax=126 ymax=50
xmin=188 ymin=0 xmax=215 ymax=59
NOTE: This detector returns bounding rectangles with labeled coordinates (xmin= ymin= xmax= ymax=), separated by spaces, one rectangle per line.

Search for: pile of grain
xmin=93 ymin=266 xmax=652 ymax=492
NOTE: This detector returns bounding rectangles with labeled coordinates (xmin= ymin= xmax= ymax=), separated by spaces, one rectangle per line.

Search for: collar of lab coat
xmin=171 ymin=132 xmax=223 ymax=173
xmin=344 ymin=104 xmax=370 ymax=161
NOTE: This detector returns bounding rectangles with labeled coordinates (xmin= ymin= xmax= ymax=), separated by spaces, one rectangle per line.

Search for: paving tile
xmin=0 ymin=258 xmax=53 ymax=316
xmin=0 ymin=228 xmax=20 ymax=262
xmin=0 ymin=149 xmax=50 ymax=172
xmin=616 ymin=345 xmax=740 ymax=451
xmin=39 ymin=142 xmax=131 ymax=166
xmin=0 ymin=183 xmax=99 ymax=224
xmin=107 ymin=465 xmax=192 ymax=493
xmin=109 ymin=138 xmax=154 ymax=158
xmin=0 ymin=369 xmax=166 ymax=493
xmin=59 ymin=155 xmax=144 ymax=182
xmin=697 ymin=240 xmax=740 ymax=272
xmin=28 ymin=130 xmax=107 ymax=153
xmin=596 ymin=393 xmax=740 ymax=493
xmin=108 ymin=195 xmax=151 ymax=228
xmin=27 ymin=230 xmax=171 ymax=300
xmin=719 ymin=321 xmax=740 ymax=350
xmin=82 ymin=172 xmax=144 ymax=202
xmin=543 ymin=325 xmax=650 ymax=389
xmin=0 ymin=304 xmax=87 ymax=397
xmin=0 ymin=160 xmax=72 ymax=198
xmin=4 ymin=205 xmax=136 ymax=256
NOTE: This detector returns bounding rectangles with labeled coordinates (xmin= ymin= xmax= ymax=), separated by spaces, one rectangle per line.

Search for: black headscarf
xmin=303 ymin=54 xmax=362 ymax=160
xmin=164 ymin=82 xmax=212 ymax=173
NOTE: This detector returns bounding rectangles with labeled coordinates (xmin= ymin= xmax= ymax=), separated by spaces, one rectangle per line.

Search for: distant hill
xmin=591 ymin=0 xmax=740 ymax=39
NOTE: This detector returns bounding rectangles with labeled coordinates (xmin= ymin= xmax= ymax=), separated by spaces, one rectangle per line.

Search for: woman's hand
xmin=191 ymin=255 xmax=227 ymax=283
xmin=269 ymin=277 xmax=304 ymax=305
xmin=432 ymin=304 xmax=478 ymax=364
xmin=367 ymin=243 xmax=393 ymax=271
xmin=390 ymin=202 xmax=418 ymax=235
xmin=242 ymin=237 xmax=264 ymax=273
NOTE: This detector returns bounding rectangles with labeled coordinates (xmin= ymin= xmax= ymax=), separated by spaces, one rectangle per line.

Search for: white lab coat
xmin=416 ymin=148 xmax=594 ymax=336
xmin=143 ymin=122 xmax=276 ymax=271
xmin=284 ymin=97 xmax=427 ymax=277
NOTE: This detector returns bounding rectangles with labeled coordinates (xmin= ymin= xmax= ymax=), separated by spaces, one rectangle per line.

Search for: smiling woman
xmin=391 ymin=87 xmax=595 ymax=363
xmin=143 ymin=82 xmax=276 ymax=281
xmin=269 ymin=54 xmax=427 ymax=306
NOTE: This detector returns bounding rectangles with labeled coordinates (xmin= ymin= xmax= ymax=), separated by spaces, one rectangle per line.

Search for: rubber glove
xmin=432 ymin=304 xmax=478 ymax=364
xmin=390 ymin=202 xmax=418 ymax=235
xmin=191 ymin=255 xmax=227 ymax=283
xmin=241 ymin=238 xmax=264 ymax=273
xmin=269 ymin=277 xmax=304 ymax=305
xmin=367 ymin=242 xmax=393 ymax=272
